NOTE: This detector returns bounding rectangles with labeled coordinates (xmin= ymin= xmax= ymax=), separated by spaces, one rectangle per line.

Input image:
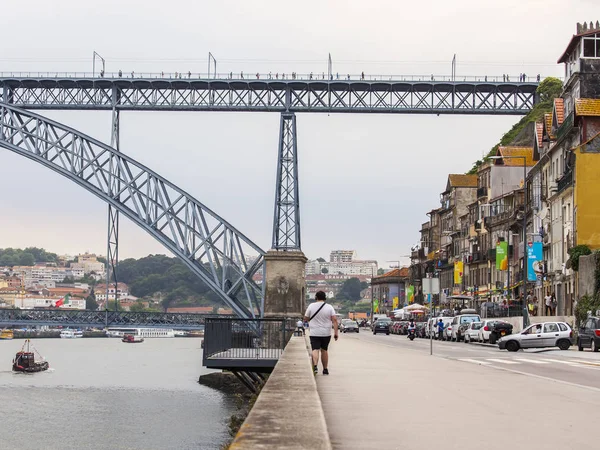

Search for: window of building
xmin=582 ymin=34 xmax=600 ymax=58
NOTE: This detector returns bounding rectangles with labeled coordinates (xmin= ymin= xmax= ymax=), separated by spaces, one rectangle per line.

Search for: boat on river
xmin=12 ymin=339 xmax=49 ymax=373
xmin=106 ymin=327 xmax=175 ymax=338
xmin=122 ymin=334 xmax=144 ymax=343
xmin=0 ymin=329 xmax=14 ymax=340
xmin=60 ymin=329 xmax=83 ymax=339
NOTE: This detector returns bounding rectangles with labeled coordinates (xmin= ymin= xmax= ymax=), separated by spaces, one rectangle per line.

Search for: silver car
xmin=498 ymin=322 xmax=573 ymax=352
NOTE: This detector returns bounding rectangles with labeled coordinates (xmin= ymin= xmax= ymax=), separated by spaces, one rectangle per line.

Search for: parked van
xmin=428 ymin=317 xmax=453 ymax=340
xmin=450 ymin=309 xmax=481 ymax=341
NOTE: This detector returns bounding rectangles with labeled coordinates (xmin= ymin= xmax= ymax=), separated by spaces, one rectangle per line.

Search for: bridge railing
xmin=0 ymin=71 xmax=546 ymax=83
xmin=202 ymin=317 xmax=296 ymax=368
xmin=0 ymin=308 xmax=214 ymax=329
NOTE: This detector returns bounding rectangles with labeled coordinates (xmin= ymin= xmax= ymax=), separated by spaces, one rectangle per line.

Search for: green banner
xmin=496 ymin=241 xmax=508 ymax=271
xmin=373 ymin=298 xmax=379 ymax=313
xmin=406 ymin=285 xmax=414 ymax=305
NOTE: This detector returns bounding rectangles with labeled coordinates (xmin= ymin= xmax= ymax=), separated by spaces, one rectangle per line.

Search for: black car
xmin=578 ymin=316 xmax=600 ymax=352
xmin=373 ymin=319 xmax=391 ymax=335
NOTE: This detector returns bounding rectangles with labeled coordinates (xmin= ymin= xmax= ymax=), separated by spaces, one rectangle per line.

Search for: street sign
xmin=422 ymin=278 xmax=440 ymax=295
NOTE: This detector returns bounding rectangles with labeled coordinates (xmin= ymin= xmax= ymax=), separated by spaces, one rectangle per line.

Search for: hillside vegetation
xmin=466 ymin=77 xmax=563 ymax=175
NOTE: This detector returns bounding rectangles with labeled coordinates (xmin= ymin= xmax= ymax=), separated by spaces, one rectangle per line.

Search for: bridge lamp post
xmin=489 ymin=155 xmax=528 ymax=305
xmin=92 ymin=51 xmax=105 ymax=77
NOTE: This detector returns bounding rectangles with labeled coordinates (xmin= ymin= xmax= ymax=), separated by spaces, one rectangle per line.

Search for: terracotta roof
xmin=495 ymin=146 xmax=536 ymax=167
xmin=377 ymin=268 xmax=410 ymax=279
xmin=535 ymin=122 xmax=544 ymax=146
xmin=544 ymin=113 xmax=555 ymax=140
xmin=448 ymin=174 xmax=478 ymax=188
xmin=554 ymin=98 xmax=565 ymax=126
xmin=558 ymin=26 xmax=600 ymax=63
xmin=575 ymin=98 xmax=600 ymax=116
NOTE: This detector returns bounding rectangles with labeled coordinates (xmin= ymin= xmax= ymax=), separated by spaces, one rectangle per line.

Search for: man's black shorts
xmin=310 ymin=336 xmax=332 ymax=351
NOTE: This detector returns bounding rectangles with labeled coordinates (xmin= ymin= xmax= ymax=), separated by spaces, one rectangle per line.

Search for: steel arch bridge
xmin=0 ymin=103 xmax=264 ymax=319
xmin=0 ymin=74 xmax=538 ymax=320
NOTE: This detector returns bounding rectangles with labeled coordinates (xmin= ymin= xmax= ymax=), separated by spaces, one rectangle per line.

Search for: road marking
xmin=486 ymin=358 xmax=520 ymax=365
xmin=541 ymin=358 xmax=579 ymax=365
xmin=458 ymin=358 xmax=491 ymax=365
xmin=514 ymin=358 xmax=550 ymax=364
xmin=570 ymin=359 xmax=600 ymax=367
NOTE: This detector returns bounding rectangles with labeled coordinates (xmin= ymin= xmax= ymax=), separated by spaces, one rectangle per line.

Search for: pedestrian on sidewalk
xmin=437 ymin=318 xmax=444 ymax=340
xmin=545 ymin=292 xmax=552 ymax=315
xmin=296 ymin=319 xmax=305 ymax=336
xmin=303 ymin=291 xmax=338 ymax=375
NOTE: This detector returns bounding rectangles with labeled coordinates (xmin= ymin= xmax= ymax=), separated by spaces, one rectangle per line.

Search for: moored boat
xmin=0 ymin=329 xmax=14 ymax=340
xmin=12 ymin=339 xmax=49 ymax=373
xmin=122 ymin=334 xmax=144 ymax=343
xmin=60 ymin=329 xmax=83 ymax=339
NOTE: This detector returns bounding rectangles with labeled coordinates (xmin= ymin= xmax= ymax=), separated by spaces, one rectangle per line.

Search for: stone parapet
xmin=230 ymin=335 xmax=332 ymax=450
xmin=264 ymin=250 xmax=307 ymax=318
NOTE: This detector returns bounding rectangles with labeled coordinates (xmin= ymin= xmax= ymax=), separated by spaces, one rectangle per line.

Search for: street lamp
xmin=489 ymin=155 xmax=528 ymax=303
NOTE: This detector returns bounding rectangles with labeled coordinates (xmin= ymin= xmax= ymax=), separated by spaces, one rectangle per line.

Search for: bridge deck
xmin=0 ymin=76 xmax=538 ymax=114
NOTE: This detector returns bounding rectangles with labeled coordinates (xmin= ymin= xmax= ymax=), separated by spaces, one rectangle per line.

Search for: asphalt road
xmin=355 ymin=329 xmax=600 ymax=390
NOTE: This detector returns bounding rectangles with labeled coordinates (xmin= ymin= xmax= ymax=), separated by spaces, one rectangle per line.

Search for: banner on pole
xmin=454 ymin=261 xmax=463 ymax=284
xmin=406 ymin=285 xmax=415 ymax=305
xmin=527 ymin=241 xmax=543 ymax=282
xmin=496 ymin=241 xmax=508 ymax=271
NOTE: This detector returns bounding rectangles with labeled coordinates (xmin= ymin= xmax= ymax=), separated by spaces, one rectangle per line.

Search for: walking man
xmin=304 ymin=291 xmax=338 ymax=375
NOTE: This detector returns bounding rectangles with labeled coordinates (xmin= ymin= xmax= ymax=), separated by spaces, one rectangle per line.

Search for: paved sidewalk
xmin=316 ymin=334 xmax=600 ymax=450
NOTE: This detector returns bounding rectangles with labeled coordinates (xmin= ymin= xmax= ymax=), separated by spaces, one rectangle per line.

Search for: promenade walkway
xmin=316 ymin=334 xmax=600 ymax=450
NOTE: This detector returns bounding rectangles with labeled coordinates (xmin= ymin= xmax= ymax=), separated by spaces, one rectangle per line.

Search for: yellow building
xmin=573 ymin=99 xmax=600 ymax=248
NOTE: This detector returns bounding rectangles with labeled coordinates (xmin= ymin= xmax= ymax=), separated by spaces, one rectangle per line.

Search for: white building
xmin=96 ymin=283 xmax=130 ymax=301
xmin=330 ymin=250 xmax=356 ymax=263
xmin=305 ymin=260 xmax=323 ymax=275
xmin=13 ymin=297 xmax=86 ymax=310
xmin=71 ymin=253 xmax=105 ymax=275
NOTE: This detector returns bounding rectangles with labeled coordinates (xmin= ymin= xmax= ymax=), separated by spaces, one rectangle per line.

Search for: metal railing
xmin=0 ymin=71 xmax=548 ymax=83
xmin=557 ymin=170 xmax=573 ymax=194
xmin=202 ymin=317 xmax=295 ymax=364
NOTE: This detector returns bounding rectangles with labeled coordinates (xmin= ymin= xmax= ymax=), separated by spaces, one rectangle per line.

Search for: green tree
xmin=338 ymin=277 xmax=364 ymax=301
xmin=86 ymin=294 xmax=99 ymax=311
xmin=321 ymin=267 xmax=329 ymax=274
xmin=537 ymin=77 xmax=563 ymax=104
xmin=377 ymin=268 xmax=385 ymax=275
xmin=129 ymin=301 xmax=148 ymax=312
xmin=567 ymin=245 xmax=592 ymax=271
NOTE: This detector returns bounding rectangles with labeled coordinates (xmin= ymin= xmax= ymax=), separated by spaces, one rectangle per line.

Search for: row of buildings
xmin=409 ymin=23 xmax=600 ymax=316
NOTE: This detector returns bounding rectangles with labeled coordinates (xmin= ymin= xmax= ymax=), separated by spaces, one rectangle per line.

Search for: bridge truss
xmin=0 ymin=103 xmax=265 ymax=319
xmin=0 ymin=76 xmax=537 ymax=319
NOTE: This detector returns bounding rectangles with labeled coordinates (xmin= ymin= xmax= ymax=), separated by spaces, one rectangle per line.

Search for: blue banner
xmin=527 ymin=242 xmax=543 ymax=282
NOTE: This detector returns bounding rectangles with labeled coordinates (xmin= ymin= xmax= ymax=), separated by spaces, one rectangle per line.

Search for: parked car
xmin=577 ymin=316 xmax=600 ymax=352
xmin=450 ymin=311 xmax=481 ymax=341
xmin=464 ymin=322 xmax=482 ymax=343
xmin=342 ymin=320 xmax=359 ymax=333
xmin=498 ymin=322 xmax=572 ymax=352
xmin=478 ymin=320 xmax=498 ymax=343
xmin=416 ymin=323 xmax=426 ymax=338
xmin=390 ymin=322 xmax=401 ymax=335
xmin=488 ymin=321 xmax=513 ymax=344
xmin=340 ymin=319 xmax=353 ymax=332
xmin=373 ymin=318 xmax=392 ymax=335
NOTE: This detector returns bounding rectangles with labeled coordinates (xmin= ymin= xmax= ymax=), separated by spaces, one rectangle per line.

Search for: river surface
xmin=0 ymin=338 xmax=236 ymax=450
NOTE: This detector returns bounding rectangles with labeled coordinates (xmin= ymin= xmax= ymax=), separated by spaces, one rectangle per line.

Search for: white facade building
xmin=13 ymin=297 xmax=86 ymax=310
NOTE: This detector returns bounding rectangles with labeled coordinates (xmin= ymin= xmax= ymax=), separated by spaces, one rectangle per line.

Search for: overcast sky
xmin=1 ymin=0 xmax=599 ymax=267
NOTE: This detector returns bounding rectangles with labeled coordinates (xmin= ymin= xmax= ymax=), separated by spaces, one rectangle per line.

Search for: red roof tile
xmin=554 ymin=98 xmax=565 ymax=126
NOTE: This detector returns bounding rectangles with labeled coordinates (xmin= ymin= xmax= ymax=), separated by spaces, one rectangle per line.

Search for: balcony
xmin=557 ymin=170 xmax=573 ymax=194
xmin=477 ymin=186 xmax=488 ymax=199
xmin=556 ymin=112 xmax=575 ymax=141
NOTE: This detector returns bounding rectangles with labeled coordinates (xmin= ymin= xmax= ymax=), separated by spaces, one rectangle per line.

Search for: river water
xmin=0 ymin=338 xmax=236 ymax=450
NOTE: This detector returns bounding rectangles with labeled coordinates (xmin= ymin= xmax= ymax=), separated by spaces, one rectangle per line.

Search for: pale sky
xmin=1 ymin=0 xmax=599 ymax=267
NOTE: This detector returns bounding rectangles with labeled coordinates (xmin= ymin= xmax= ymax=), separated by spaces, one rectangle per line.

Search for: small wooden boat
xmin=12 ymin=339 xmax=49 ymax=373
xmin=122 ymin=334 xmax=144 ymax=343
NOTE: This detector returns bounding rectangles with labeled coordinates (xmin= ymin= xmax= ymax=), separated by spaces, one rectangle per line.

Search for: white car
xmin=498 ymin=321 xmax=573 ymax=352
xmin=450 ymin=313 xmax=481 ymax=341
xmin=478 ymin=320 xmax=501 ymax=343
xmin=464 ymin=322 xmax=483 ymax=343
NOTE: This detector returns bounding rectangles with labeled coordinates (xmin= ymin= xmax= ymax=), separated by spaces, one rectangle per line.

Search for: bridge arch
xmin=0 ymin=102 xmax=265 ymax=318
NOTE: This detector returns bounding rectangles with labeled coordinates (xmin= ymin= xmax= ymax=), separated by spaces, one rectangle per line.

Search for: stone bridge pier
xmin=263 ymin=250 xmax=307 ymax=318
